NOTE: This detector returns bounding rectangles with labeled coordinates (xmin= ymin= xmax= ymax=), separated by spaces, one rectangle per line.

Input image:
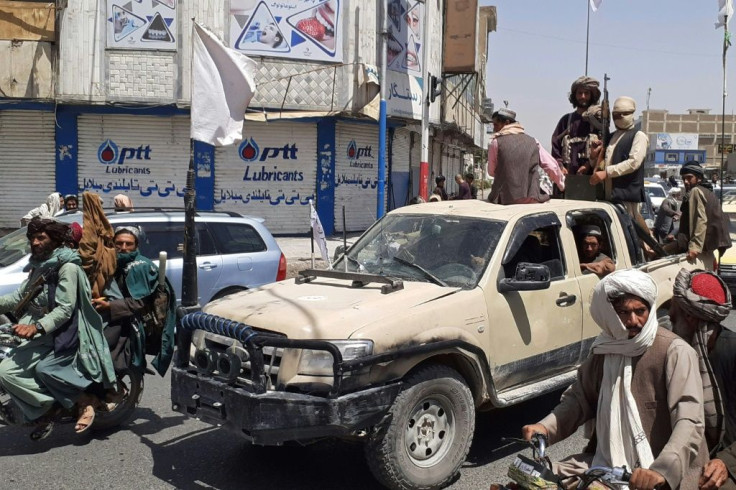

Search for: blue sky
xmin=481 ymin=0 xmax=732 ymax=149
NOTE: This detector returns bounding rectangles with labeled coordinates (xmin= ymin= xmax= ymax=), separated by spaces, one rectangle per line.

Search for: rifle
xmin=12 ymin=273 xmax=47 ymax=321
xmin=598 ymin=73 xmax=611 ymax=171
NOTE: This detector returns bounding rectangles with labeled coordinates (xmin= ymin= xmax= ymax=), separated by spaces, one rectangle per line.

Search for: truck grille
xmin=201 ymin=332 xmax=284 ymax=389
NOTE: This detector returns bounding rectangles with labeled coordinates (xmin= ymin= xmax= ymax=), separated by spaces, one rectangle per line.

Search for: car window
xmin=117 ymin=222 xmax=215 ymax=259
xmin=0 ymin=227 xmax=30 ymax=267
xmin=208 ymin=222 xmax=267 ymax=254
xmin=646 ymin=186 xmax=665 ymax=198
xmin=504 ymin=225 xmax=565 ymax=281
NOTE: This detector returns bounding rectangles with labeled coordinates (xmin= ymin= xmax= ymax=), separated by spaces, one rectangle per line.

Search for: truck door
xmin=485 ymin=212 xmax=583 ymax=392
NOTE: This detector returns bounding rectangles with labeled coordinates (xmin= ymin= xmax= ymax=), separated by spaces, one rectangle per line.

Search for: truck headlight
xmin=297 ymin=340 xmax=374 ymax=376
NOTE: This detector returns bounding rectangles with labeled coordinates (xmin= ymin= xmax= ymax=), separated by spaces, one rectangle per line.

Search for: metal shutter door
xmin=78 ymin=114 xmax=190 ymax=209
xmin=214 ymin=121 xmax=317 ymax=234
xmin=0 ymin=111 xmax=56 ymax=228
xmin=335 ymin=122 xmax=387 ymax=232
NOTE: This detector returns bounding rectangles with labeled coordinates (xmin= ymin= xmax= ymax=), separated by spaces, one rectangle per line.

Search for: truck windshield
xmin=335 ymin=214 xmax=506 ymax=289
xmin=0 ymin=227 xmax=31 ymax=267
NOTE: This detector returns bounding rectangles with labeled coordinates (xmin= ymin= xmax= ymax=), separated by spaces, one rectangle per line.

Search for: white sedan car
xmin=644 ymin=183 xmax=667 ymax=213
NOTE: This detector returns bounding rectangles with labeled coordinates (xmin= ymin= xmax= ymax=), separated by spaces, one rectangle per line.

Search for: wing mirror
xmin=498 ymin=262 xmax=551 ymax=293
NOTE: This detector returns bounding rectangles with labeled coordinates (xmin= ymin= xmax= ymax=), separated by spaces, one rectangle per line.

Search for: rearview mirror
xmin=498 ymin=262 xmax=551 ymax=293
xmin=333 ymin=244 xmax=347 ymax=261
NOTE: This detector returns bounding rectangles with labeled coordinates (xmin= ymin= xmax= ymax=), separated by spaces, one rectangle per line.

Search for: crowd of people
xmin=0 ymin=191 xmax=172 ymax=441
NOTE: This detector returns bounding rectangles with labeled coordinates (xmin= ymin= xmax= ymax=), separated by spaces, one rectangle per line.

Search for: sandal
xmin=29 ymin=420 xmax=54 ymax=441
xmin=74 ymin=404 xmax=96 ymax=434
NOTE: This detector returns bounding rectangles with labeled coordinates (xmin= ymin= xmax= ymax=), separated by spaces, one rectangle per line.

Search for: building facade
xmin=0 ymin=0 xmax=494 ymax=233
xmin=641 ymin=108 xmax=734 ymax=178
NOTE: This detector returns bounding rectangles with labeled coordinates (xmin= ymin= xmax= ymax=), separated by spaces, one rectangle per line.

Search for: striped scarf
xmin=673 ymin=269 xmax=731 ymax=453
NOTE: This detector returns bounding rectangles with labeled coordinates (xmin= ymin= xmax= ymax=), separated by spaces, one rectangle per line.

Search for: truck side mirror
xmin=498 ymin=262 xmax=551 ymax=293
xmin=333 ymin=244 xmax=346 ymax=261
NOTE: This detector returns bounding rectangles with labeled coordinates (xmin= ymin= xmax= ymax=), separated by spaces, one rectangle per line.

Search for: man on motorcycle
xmin=669 ymin=269 xmax=736 ymax=490
xmin=91 ymin=226 xmax=175 ymax=377
xmin=0 ymin=218 xmax=115 ymax=439
xmin=522 ymin=270 xmax=709 ymax=490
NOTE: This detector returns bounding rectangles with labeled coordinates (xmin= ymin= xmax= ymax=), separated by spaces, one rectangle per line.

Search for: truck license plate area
xmin=189 ymin=391 xmax=226 ymax=420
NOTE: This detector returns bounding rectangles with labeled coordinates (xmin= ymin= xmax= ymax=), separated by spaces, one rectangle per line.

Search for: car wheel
xmin=364 ymin=364 xmax=475 ymax=490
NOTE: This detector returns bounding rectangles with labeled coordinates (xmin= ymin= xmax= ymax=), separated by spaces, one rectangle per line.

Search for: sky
xmin=480 ymin=0 xmax=734 ymax=149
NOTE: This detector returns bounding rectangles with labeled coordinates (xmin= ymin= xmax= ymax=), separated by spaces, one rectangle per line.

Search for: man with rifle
xmin=0 ymin=218 xmax=115 ymax=439
xmin=589 ymin=94 xmax=649 ymax=231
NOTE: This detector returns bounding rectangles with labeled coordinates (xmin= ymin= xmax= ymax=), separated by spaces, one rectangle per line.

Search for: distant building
xmin=641 ymin=108 xmax=736 ymax=178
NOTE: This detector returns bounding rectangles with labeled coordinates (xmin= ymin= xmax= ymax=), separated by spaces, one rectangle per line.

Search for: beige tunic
xmin=539 ymin=328 xmax=708 ymax=489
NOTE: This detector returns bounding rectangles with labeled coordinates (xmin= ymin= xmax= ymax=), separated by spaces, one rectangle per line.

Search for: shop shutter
xmin=0 ymin=111 xmax=56 ymax=228
xmin=335 ymin=122 xmax=386 ymax=232
xmin=214 ymin=121 xmax=317 ymax=234
xmin=78 ymin=114 xmax=190 ymax=209
xmin=390 ymin=128 xmax=411 ymax=208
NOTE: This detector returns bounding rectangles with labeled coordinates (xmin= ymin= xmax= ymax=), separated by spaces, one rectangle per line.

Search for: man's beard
xmin=670 ymin=313 xmax=695 ymax=342
xmin=576 ymin=100 xmax=591 ymax=109
xmin=30 ymin=242 xmax=56 ymax=261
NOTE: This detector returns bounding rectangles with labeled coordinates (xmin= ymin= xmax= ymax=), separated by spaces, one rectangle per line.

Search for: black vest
xmin=610 ymin=129 xmax=645 ymax=203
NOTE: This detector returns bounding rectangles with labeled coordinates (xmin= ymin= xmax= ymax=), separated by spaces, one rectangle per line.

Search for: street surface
xmin=2 ymin=311 xmax=733 ymax=489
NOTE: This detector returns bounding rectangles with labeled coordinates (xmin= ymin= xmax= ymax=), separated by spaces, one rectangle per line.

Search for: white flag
xmin=589 ymin=0 xmax=603 ymax=12
xmin=310 ymin=200 xmax=331 ymax=267
xmin=191 ymin=23 xmax=256 ymax=146
xmin=716 ymin=0 xmax=734 ymax=28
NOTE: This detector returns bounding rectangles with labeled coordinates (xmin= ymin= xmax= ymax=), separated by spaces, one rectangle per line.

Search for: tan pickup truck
xmin=171 ymin=199 xmax=701 ymax=490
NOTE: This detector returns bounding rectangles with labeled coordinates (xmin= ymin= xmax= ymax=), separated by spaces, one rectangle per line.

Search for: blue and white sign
xmin=106 ymin=0 xmax=178 ymax=50
xmin=229 ymin=0 xmax=343 ymax=63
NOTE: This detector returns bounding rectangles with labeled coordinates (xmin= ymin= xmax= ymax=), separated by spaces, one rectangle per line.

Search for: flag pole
xmin=585 ymin=0 xmax=591 ymax=75
xmin=721 ymin=13 xmax=729 ymax=206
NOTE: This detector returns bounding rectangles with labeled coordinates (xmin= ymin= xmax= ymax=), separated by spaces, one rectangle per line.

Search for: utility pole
xmin=419 ymin=0 xmax=431 ymax=200
xmin=377 ymin=0 xmax=388 ymax=218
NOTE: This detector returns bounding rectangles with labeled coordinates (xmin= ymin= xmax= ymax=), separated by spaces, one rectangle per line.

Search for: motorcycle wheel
xmin=92 ymin=367 xmax=144 ymax=431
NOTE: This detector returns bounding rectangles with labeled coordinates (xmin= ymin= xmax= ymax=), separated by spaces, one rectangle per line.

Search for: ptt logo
xmin=238 ymin=138 xmax=298 ymax=162
xmin=98 ymin=139 xmax=152 ymax=164
xmin=347 ymin=140 xmax=372 ymax=159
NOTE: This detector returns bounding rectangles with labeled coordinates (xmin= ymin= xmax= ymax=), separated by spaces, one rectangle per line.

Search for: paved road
xmin=0 ymin=367 xmax=584 ymax=489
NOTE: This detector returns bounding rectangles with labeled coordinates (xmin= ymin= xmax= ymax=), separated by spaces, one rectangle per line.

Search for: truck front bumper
xmin=171 ymin=367 xmax=402 ymax=445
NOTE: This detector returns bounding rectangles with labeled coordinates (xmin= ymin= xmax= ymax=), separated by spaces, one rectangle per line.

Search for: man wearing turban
xmin=521 ymin=270 xmax=708 ymax=489
xmin=663 ymin=162 xmax=731 ymax=267
xmin=589 ymin=96 xmax=649 ymax=230
xmin=0 ymin=218 xmax=115 ymax=439
xmin=551 ymin=76 xmax=605 ymax=177
xmin=670 ymin=269 xmax=736 ymax=489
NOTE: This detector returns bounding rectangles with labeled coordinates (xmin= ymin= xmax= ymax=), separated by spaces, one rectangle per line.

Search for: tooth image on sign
xmin=287 ymin=0 xmax=339 ymax=56
xmin=402 ymin=34 xmax=420 ymax=73
xmin=110 ymin=4 xmax=146 ymax=41
xmin=235 ymin=1 xmax=290 ymax=53
xmin=141 ymin=11 xmax=174 ymax=42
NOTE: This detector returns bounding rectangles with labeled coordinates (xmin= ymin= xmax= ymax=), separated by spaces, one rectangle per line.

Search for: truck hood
xmin=202 ymin=278 xmax=459 ymax=339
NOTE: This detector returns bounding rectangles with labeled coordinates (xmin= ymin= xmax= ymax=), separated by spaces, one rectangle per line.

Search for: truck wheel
xmin=364 ymin=365 xmax=475 ymax=490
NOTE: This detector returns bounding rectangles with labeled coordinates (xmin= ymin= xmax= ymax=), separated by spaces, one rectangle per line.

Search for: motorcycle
xmin=0 ymin=324 xmax=144 ymax=434
xmin=490 ymin=433 xmax=631 ymax=490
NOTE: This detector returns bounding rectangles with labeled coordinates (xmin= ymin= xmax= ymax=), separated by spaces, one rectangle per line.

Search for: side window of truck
xmin=566 ymin=211 xmax=617 ymax=264
xmin=503 ymin=225 xmax=565 ymax=280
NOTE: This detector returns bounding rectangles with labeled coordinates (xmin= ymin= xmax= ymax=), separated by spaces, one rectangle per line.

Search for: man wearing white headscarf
xmin=522 ymin=270 xmax=708 ymax=489
xmin=589 ymin=97 xmax=649 ymax=230
xmin=20 ymin=192 xmax=63 ymax=227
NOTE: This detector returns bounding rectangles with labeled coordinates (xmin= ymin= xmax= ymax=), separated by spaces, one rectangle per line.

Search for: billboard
xmin=106 ymin=0 xmax=178 ymax=50
xmin=654 ymin=133 xmax=699 ymax=151
xmin=229 ymin=0 xmax=343 ymax=63
xmin=386 ymin=0 xmax=425 ymax=120
xmin=443 ymin=0 xmax=478 ymax=73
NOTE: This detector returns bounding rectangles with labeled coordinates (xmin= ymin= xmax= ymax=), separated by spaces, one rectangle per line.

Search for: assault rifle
xmin=598 ymin=73 xmax=611 ymax=170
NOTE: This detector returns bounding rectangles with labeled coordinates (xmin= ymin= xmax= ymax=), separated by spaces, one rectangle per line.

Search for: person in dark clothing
xmin=487 ymin=108 xmax=565 ymax=204
xmin=576 ymin=225 xmax=615 ymax=277
xmin=451 ymin=174 xmax=472 ymax=200
xmin=432 ymin=175 xmax=448 ymax=201
xmin=465 ymin=172 xmax=478 ymax=200
xmin=551 ymin=76 xmax=604 ymax=176
xmin=669 ymin=270 xmax=736 ymax=489
xmin=663 ymin=163 xmax=731 ymax=269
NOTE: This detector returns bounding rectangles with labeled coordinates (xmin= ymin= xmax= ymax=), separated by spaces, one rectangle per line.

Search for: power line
xmin=497 ymin=27 xmax=719 ymax=58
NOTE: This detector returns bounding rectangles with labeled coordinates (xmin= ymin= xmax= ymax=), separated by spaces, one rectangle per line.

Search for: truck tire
xmin=364 ymin=364 xmax=475 ymax=490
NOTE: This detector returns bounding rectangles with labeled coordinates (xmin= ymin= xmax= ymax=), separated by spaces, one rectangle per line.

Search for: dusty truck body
xmin=170 ymin=199 xmax=700 ymax=490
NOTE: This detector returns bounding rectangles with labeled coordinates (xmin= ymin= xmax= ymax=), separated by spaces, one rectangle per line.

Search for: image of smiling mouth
xmin=316 ymin=2 xmax=336 ymax=37
xmin=405 ymin=50 xmax=418 ymax=68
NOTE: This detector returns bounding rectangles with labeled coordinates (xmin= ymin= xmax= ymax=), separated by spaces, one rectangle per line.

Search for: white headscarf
xmin=589 ymin=269 xmax=658 ymax=471
xmin=22 ymin=192 xmax=62 ymax=223
xmin=613 ymin=96 xmax=636 ymax=130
